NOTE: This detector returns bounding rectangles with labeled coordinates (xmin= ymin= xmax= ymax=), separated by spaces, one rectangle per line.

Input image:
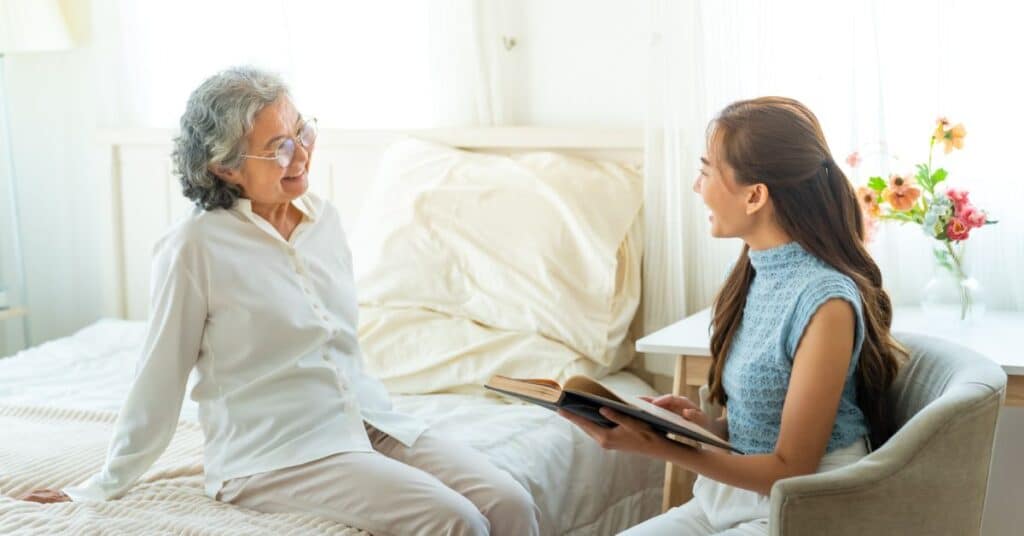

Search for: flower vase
xmin=920 ymin=241 xmax=986 ymax=323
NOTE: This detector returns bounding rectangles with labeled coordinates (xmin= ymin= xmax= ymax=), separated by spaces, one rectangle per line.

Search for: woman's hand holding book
xmin=640 ymin=395 xmax=727 ymax=441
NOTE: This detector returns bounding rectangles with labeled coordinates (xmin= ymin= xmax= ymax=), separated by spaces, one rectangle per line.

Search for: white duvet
xmin=0 ymin=319 xmax=662 ymax=535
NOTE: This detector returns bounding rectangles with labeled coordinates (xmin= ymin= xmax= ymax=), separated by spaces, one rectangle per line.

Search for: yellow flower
xmin=933 ymin=116 xmax=966 ymax=154
xmin=883 ymin=174 xmax=921 ymax=212
xmin=942 ymin=123 xmax=967 ymax=154
xmin=933 ymin=116 xmax=950 ymax=140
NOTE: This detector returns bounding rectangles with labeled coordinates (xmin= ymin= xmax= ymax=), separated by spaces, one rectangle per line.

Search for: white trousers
xmin=217 ymin=423 xmax=541 ymax=536
xmin=621 ymin=438 xmax=869 ymax=535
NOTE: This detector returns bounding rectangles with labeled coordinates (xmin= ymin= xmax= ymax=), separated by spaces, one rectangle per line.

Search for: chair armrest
xmin=768 ymin=384 xmax=1003 ymax=536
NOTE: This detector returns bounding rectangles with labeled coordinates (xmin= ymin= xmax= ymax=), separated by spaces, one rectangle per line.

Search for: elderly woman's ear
xmin=209 ymin=164 xmax=240 ymax=185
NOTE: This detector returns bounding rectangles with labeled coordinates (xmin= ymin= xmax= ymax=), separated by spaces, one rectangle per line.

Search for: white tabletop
xmin=636 ymin=307 xmax=1024 ymax=375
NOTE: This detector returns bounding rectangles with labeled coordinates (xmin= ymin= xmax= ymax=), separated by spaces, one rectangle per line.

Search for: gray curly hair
xmin=172 ymin=66 xmax=290 ymax=210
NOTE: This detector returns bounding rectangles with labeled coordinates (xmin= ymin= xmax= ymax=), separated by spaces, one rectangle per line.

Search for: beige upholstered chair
xmin=700 ymin=332 xmax=1007 ymax=536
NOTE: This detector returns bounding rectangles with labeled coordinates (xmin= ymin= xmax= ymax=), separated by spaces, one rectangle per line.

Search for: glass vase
xmin=920 ymin=241 xmax=986 ymax=323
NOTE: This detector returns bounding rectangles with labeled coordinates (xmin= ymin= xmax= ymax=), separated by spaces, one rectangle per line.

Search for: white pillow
xmin=352 ymin=139 xmax=642 ymax=393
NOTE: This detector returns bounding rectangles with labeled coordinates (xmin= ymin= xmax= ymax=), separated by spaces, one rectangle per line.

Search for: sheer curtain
xmin=428 ymin=0 xmax=508 ymax=126
xmin=643 ymin=0 xmax=1024 ymax=331
xmin=91 ymin=0 xmax=499 ymax=128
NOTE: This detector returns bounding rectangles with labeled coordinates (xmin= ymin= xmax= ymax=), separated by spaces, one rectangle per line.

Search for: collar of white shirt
xmin=233 ymin=195 xmax=319 ymax=221
xmin=231 ymin=195 xmax=320 ymax=242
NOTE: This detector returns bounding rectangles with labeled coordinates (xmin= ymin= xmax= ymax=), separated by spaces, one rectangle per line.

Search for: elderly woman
xmin=22 ymin=67 xmax=539 ymax=536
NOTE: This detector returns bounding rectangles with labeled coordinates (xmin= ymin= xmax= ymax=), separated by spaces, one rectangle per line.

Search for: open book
xmin=485 ymin=375 xmax=742 ymax=454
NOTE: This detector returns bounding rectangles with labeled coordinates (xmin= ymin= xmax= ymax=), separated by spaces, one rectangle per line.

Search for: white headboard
xmin=100 ymin=127 xmax=645 ymax=321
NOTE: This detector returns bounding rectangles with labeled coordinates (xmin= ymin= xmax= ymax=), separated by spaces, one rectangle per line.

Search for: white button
xmin=313 ymin=303 xmax=321 ymax=310
xmin=322 ymin=352 xmax=330 ymax=361
xmin=321 ymin=315 xmax=329 ymax=321
xmin=303 ymin=287 xmax=311 ymax=294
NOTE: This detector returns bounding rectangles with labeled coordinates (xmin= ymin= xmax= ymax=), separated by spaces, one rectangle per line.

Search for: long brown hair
xmin=706 ymin=97 xmax=906 ymax=443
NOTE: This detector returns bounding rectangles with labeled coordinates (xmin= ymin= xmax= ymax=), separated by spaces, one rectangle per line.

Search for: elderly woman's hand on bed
xmin=557 ymin=407 xmax=673 ymax=456
xmin=18 ymin=489 xmax=70 ymax=503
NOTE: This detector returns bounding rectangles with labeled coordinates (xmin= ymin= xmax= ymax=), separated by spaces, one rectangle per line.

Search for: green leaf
xmin=931 ymin=168 xmax=948 ymax=187
xmin=881 ymin=212 xmax=918 ymax=223
xmin=868 ymin=176 xmax=887 ymax=192
xmin=933 ymin=244 xmax=955 ymax=272
xmin=915 ymin=164 xmax=932 ymax=191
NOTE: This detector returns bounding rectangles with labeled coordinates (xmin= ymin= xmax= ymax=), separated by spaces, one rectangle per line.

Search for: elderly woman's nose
xmin=291 ymin=141 xmax=310 ymax=168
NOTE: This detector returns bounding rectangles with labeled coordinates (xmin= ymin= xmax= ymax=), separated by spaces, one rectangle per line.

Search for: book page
xmin=486 ymin=375 xmax=562 ymax=403
xmin=562 ymin=376 xmax=626 ymax=404
xmin=629 ymin=396 xmax=732 ymax=448
xmin=515 ymin=378 xmax=562 ymax=389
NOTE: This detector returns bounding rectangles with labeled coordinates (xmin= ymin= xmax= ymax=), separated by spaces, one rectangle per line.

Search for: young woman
xmin=560 ymin=97 xmax=906 ymax=535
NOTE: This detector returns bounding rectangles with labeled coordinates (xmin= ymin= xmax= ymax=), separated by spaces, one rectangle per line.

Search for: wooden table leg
xmin=1006 ymin=376 xmax=1023 ymax=407
xmin=661 ymin=354 xmax=702 ymax=512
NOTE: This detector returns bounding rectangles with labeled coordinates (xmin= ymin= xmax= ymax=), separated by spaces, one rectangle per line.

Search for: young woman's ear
xmin=744 ymin=183 xmax=771 ymax=215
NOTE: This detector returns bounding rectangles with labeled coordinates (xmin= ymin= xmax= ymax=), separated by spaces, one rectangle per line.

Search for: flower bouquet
xmin=850 ymin=118 xmax=997 ymax=320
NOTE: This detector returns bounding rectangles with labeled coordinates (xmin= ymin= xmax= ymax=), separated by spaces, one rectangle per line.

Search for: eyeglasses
xmin=241 ymin=117 xmax=318 ymax=168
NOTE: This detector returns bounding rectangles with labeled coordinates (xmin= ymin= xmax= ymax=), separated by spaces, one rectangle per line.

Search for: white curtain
xmin=643 ymin=0 xmax=1024 ymax=328
xmin=90 ymin=0 xmax=499 ymax=128
xmin=428 ymin=0 xmax=508 ymax=126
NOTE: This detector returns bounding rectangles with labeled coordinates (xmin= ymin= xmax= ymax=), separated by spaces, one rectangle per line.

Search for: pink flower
xmin=959 ymin=204 xmax=987 ymax=229
xmin=946 ymin=217 xmax=971 ymax=241
xmin=946 ymin=188 xmax=970 ymax=211
xmin=846 ymin=152 xmax=862 ymax=168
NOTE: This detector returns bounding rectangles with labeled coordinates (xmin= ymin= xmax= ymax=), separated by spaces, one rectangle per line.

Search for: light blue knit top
xmin=723 ymin=241 xmax=868 ymax=455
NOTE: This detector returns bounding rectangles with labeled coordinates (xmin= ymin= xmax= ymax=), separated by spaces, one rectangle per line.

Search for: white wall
xmin=500 ymin=0 xmax=648 ymax=127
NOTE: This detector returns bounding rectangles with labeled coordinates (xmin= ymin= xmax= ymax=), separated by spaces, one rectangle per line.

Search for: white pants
xmin=621 ymin=438 xmax=869 ymax=535
xmin=217 ymin=423 xmax=541 ymax=536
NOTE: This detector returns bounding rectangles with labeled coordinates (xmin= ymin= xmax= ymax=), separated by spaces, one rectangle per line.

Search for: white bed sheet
xmin=0 ymin=319 xmax=662 ymax=535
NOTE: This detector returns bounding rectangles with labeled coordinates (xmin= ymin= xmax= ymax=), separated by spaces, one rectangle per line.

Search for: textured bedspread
xmin=0 ymin=320 xmax=662 ymax=535
xmin=0 ymin=406 xmax=369 ymax=535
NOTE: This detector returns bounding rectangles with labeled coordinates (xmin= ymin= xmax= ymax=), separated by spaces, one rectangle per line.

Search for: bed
xmin=0 ymin=127 xmax=662 ymax=535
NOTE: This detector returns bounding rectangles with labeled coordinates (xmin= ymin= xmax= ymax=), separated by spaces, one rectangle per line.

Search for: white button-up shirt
xmin=65 ymin=193 xmax=426 ymax=501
